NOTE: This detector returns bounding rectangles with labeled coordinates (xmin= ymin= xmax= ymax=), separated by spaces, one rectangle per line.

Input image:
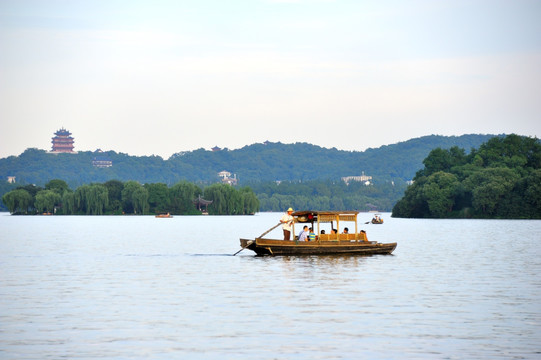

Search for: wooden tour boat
xmin=238 ymin=211 xmax=396 ymax=256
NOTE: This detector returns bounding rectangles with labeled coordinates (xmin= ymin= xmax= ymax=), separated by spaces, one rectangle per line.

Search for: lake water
xmin=1 ymin=212 xmax=540 ymax=359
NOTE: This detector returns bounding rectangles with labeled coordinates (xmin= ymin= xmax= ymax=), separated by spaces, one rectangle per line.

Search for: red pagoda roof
xmin=54 ymin=127 xmax=72 ymax=136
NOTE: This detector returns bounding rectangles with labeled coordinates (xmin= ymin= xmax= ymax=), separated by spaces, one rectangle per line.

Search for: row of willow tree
xmin=392 ymin=135 xmax=541 ymax=218
xmin=2 ymin=180 xmax=259 ymax=215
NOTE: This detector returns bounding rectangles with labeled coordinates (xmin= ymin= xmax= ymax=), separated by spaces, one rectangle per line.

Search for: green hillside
xmin=1 ymin=134 xmax=498 ymax=186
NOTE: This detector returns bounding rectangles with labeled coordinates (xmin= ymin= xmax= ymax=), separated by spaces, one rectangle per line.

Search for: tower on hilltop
xmin=51 ymin=127 xmax=76 ymax=153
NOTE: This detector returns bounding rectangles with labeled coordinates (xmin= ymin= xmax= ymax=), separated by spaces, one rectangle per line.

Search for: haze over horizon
xmin=1 ymin=1 xmax=540 ymax=159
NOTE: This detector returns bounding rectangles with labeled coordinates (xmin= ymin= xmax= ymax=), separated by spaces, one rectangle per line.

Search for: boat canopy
xmin=291 ymin=210 xmax=360 ymax=237
xmin=292 ymin=210 xmax=359 ymax=223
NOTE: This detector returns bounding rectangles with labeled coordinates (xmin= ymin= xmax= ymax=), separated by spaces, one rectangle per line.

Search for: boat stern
xmin=239 ymin=238 xmax=273 ymax=256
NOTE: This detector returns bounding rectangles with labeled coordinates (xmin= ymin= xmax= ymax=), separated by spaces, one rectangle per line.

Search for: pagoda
xmin=51 ymin=127 xmax=75 ymax=153
xmin=192 ymin=195 xmax=213 ymax=214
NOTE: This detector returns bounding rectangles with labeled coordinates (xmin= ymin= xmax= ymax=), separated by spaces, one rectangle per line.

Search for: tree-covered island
xmin=392 ymin=135 xmax=541 ymax=219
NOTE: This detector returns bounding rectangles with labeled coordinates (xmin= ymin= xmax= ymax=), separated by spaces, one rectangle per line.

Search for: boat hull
xmin=240 ymin=238 xmax=396 ymax=256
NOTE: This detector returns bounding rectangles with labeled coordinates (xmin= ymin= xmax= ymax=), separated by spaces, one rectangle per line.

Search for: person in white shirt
xmin=280 ymin=207 xmax=294 ymax=240
xmin=298 ymin=225 xmax=309 ymax=241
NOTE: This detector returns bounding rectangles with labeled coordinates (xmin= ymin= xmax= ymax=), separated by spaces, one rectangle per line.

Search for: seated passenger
xmin=298 ymin=225 xmax=309 ymax=241
xmin=308 ymin=227 xmax=316 ymax=241
xmin=360 ymin=229 xmax=368 ymax=241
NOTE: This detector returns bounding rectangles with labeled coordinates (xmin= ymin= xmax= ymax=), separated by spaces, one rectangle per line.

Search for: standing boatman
xmin=280 ymin=207 xmax=294 ymax=241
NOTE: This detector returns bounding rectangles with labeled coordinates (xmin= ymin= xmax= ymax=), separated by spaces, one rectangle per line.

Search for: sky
xmin=1 ymin=0 xmax=540 ymax=159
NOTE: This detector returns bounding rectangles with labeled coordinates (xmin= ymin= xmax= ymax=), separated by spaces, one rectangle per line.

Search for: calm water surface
xmin=1 ymin=212 xmax=540 ymax=359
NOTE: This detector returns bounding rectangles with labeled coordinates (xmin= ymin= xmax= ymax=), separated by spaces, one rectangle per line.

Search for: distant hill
xmin=0 ymin=134 xmax=500 ymax=189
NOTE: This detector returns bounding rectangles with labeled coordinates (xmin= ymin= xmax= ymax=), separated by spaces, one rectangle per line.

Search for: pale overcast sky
xmin=1 ymin=0 xmax=540 ymax=159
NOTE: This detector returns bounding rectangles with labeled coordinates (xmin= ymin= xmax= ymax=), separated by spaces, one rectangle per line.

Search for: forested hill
xmin=1 ymin=134 xmax=498 ymax=188
xmin=392 ymin=134 xmax=541 ymax=219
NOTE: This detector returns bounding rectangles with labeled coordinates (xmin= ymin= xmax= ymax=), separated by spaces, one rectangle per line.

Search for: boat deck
xmin=240 ymin=238 xmax=397 ymax=256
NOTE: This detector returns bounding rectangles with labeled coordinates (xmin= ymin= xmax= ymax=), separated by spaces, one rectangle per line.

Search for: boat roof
xmin=292 ymin=210 xmax=359 ymax=216
xmin=292 ymin=210 xmax=359 ymax=223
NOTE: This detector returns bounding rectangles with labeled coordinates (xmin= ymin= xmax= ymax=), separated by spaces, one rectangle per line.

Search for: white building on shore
xmin=341 ymin=172 xmax=372 ymax=185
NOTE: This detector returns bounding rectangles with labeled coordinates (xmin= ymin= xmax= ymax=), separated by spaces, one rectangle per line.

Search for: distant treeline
xmin=1 ymin=177 xmax=405 ymax=215
xmin=247 ymin=179 xmax=407 ymax=212
xmin=2 ymin=180 xmax=259 ymax=216
xmin=392 ymin=135 xmax=541 ymax=219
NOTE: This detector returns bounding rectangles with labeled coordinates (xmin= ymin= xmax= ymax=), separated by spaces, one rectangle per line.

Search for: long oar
xmin=232 ymin=240 xmax=253 ymax=256
xmin=258 ymin=222 xmax=282 ymax=238
xmin=233 ymin=223 xmax=281 ymax=256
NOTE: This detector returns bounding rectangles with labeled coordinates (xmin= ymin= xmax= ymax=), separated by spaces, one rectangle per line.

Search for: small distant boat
xmin=155 ymin=212 xmax=173 ymax=218
xmin=371 ymin=214 xmax=384 ymax=224
xmin=238 ymin=211 xmax=396 ymax=256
